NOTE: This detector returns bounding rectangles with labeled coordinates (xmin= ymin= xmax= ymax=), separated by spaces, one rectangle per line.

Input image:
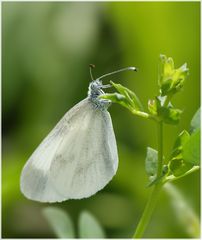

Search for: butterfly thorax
xmin=88 ymin=80 xmax=111 ymax=110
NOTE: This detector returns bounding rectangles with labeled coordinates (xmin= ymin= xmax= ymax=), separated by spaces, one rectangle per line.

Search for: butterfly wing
xmin=20 ymin=98 xmax=118 ymax=202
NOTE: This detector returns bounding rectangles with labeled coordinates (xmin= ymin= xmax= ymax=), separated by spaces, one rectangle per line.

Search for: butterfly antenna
xmin=98 ymin=66 xmax=137 ymax=81
xmin=89 ymin=64 xmax=96 ymax=81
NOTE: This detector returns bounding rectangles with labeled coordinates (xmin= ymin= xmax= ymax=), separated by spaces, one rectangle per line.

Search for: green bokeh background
xmin=2 ymin=2 xmax=200 ymax=238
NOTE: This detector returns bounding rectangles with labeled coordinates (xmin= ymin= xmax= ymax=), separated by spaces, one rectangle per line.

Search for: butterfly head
xmin=87 ymin=65 xmax=137 ymax=110
xmin=88 ymin=79 xmax=105 ymax=98
xmin=88 ymin=79 xmax=111 ymax=110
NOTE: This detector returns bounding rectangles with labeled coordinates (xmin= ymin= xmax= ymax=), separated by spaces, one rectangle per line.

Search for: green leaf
xmin=160 ymin=78 xmax=173 ymax=96
xmin=42 ymin=207 xmax=75 ymax=238
xmin=169 ymin=159 xmax=193 ymax=177
xmin=148 ymin=96 xmax=165 ymax=116
xmin=101 ymin=93 xmax=131 ymax=110
xmin=78 ymin=211 xmax=105 ymax=238
xmin=147 ymin=165 xmax=168 ymax=187
xmin=110 ymin=81 xmax=143 ymax=111
xmin=158 ymin=105 xmax=182 ymax=125
xmin=145 ymin=147 xmax=158 ymax=176
xmin=183 ymin=129 xmax=200 ymax=165
xmin=101 ymin=92 xmax=150 ymax=119
xmin=158 ymin=55 xmax=174 ymax=86
xmin=168 ymin=130 xmax=194 ymax=177
xmin=190 ymin=108 xmax=200 ymax=133
xmin=152 ymin=95 xmax=182 ymax=124
xmin=145 ymin=147 xmax=168 ymax=187
xmin=173 ymin=130 xmax=190 ymax=149
xmin=170 ymin=130 xmax=190 ymax=160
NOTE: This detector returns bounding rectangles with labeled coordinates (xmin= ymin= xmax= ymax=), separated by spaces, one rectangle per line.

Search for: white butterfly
xmin=20 ymin=66 xmax=136 ymax=202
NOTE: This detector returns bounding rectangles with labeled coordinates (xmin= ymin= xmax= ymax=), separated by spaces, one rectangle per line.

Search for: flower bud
xmin=158 ymin=54 xmax=189 ymax=96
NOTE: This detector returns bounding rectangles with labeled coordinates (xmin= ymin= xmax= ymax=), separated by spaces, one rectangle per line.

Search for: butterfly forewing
xmin=20 ymin=98 xmax=118 ymax=202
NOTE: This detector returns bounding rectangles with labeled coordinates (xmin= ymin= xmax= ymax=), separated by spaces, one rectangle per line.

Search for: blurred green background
xmin=2 ymin=2 xmax=200 ymax=238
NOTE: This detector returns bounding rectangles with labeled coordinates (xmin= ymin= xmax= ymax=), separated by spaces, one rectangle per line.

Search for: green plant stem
xmin=131 ymin=110 xmax=157 ymax=121
xmin=133 ymin=183 xmax=162 ymax=238
xmin=157 ymin=121 xmax=163 ymax=177
xmin=131 ymin=110 xmax=151 ymax=119
xmin=165 ymin=166 xmax=200 ymax=183
xmin=133 ymin=121 xmax=164 ymax=238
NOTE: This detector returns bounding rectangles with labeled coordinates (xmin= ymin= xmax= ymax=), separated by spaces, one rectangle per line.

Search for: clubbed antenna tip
xmin=130 ymin=67 xmax=138 ymax=72
xmin=89 ymin=64 xmax=95 ymax=69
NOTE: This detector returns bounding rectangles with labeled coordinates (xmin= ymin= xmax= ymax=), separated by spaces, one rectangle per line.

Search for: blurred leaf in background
xmin=42 ymin=207 xmax=75 ymax=238
xmin=78 ymin=211 xmax=106 ymax=238
xmin=190 ymin=108 xmax=200 ymax=133
xmin=42 ymin=207 xmax=106 ymax=238
xmin=164 ymin=183 xmax=200 ymax=238
xmin=2 ymin=1 xmax=200 ymax=238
